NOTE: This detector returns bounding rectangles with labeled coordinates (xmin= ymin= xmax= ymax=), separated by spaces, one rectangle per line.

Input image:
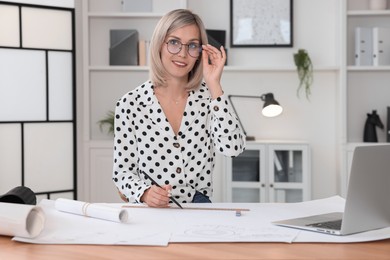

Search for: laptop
xmin=273 ymin=145 xmax=390 ymax=236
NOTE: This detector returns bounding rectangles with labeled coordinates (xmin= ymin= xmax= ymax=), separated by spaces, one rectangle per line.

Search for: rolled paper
xmin=0 ymin=202 xmax=45 ymax=238
xmin=55 ymin=198 xmax=128 ymax=223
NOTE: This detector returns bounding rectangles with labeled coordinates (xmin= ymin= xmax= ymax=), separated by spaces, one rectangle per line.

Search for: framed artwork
xmin=230 ymin=0 xmax=293 ymax=47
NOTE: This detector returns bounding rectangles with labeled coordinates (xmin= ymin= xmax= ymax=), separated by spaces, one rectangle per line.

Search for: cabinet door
xmin=268 ymin=145 xmax=310 ymax=202
xmin=90 ymin=148 xmax=123 ymax=203
xmin=225 ymin=146 xmax=266 ymax=202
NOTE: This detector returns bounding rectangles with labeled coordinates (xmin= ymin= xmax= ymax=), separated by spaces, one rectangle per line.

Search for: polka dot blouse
xmin=112 ymin=81 xmax=246 ymax=203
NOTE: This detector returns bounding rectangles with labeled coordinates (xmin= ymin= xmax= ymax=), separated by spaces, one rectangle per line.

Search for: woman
xmin=113 ymin=9 xmax=245 ymax=207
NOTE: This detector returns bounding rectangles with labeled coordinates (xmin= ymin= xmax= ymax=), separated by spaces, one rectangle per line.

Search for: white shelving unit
xmin=340 ymin=0 xmax=390 ymax=196
xmin=224 ymin=141 xmax=311 ymax=203
xmin=81 ymin=0 xmax=189 ymax=202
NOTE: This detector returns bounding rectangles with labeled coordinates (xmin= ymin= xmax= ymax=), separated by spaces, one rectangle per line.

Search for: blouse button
xmin=176 ymin=167 xmax=182 ymax=174
xmin=213 ymin=106 xmax=219 ymax=111
xmin=173 ymin=142 xmax=180 ymax=148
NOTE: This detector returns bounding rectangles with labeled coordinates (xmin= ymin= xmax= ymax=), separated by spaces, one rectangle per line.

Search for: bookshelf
xmin=81 ymin=0 xmax=188 ymax=202
xmin=340 ymin=0 xmax=390 ymax=196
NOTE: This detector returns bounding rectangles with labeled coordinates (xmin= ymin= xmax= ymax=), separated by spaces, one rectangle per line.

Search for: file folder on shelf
xmin=373 ymin=27 xmax=390 ymax=66
xmin=355 ymin=27 xmax=373 ymax=66
xmin=387 ymin=107 xmax=390 ymax=142
xmin=109 ymin=29 xmax=139 ymax=66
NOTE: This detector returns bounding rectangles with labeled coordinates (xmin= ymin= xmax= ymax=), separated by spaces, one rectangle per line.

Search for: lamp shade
xmin=227 ymin=93 xmax=283 ymax=141
xmin=261 ymin=93 xmax=283 ymax=117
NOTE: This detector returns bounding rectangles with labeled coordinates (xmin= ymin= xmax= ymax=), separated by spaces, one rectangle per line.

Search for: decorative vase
xmin=363 ymin=110 xmax=384 ymax=142
xmin=369 ymin=0 xmax=387 ymax=10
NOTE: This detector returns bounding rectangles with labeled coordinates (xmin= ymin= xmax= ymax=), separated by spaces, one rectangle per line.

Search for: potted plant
xmin=98 ymin=110 xmax=115 ymax=135
xmin=294 ymin=49 xmax=313 ymax=100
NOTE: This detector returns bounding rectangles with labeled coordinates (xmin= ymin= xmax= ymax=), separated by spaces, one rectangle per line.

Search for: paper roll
xmin=55 ymin=198 xmax=128 ymax=223
xmin=0 ymin=202 xmax=45 ymax=238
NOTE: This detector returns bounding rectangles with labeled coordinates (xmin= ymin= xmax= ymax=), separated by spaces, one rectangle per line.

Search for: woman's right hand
xmin=140 ymin=185 xmax=172 ymax=208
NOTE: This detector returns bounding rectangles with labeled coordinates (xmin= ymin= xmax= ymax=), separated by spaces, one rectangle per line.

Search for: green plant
xmin=294 ymin=49 xmax=313 ymax=100
xmin=98 ymin=110 xmax=115 ymax=135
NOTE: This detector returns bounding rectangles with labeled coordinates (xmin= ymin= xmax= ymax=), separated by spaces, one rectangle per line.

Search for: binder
xmin=372 ymin=27 xmax=390 ymax=66
xmin=138 ymin=40 xmax=146 ymax=66
xmin=355 ymin=27 xmax=373 ymax=66
xmin=145 ymin=40 xmax=150 ymax=66
xmin=387 ymin=107 xmax=390 ymax=142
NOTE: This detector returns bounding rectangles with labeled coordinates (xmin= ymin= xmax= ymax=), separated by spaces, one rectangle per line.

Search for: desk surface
xmin=1 ymin=236 xmax=390 ymax=260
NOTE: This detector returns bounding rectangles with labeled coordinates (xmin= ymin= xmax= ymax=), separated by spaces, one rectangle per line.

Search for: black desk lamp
xmin=228 ymin=93 xmax=283 ymax=141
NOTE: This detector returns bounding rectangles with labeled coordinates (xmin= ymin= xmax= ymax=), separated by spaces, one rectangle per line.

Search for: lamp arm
xmin=227 ymin=94 xmax=262 ymax=137
xmin=227 ymin=95 xmax=247 ymax=136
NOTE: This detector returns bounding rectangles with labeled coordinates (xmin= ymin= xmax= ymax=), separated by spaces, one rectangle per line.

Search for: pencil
xmin=141 ymin=170 xmax=183 ymax=209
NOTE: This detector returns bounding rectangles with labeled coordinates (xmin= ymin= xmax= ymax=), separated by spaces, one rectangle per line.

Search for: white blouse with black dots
xmin=112 ymin=81 xmax=246 ymax=203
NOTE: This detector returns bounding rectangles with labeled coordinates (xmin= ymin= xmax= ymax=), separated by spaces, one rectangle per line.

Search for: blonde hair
xmin=149 ymin=9 xmax=208 ymax=91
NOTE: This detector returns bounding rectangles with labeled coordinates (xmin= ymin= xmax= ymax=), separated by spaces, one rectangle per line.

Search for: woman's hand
xmin=140 ymin=185 xmax=172 ymax=208
xmin=202 ymin=44 xmax=226 ymax=99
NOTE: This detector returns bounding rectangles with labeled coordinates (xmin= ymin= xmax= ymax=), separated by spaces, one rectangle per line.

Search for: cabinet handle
xmin=261 ymin=183 xmax=265 ymax=187
xmin=270 ymin=184 xmax=274 ymax=188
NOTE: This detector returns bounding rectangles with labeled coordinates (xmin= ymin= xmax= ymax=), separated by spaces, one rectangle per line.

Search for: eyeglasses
xmin=165 ymin=39 xmax=202 ymax=58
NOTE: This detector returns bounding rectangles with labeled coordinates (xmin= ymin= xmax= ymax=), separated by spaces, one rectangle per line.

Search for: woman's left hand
xmin=202 ymin=44 xmax=226 ymax=99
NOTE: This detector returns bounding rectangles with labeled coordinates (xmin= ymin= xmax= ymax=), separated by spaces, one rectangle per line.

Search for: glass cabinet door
xmin=232 ymin=188 xmax=260 ymax=202
xmin=225 ymin=142 xmax=310 ymax=203
xmin=268 ymin=145 xmax=310 ymax=203
xmin=228 ymin=146 xmax=266 ymax=202
xmin=273 ymin=150 xmax=303 ymax=183
xmin=232 ymin=150 xmax=260 ymax=182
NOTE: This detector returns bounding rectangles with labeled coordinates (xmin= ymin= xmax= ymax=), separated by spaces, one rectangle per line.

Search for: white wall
xmin=189 ymin=0 xmax=340 ymax=67
xmin=188 ymin=0 xmax=341 ymax=201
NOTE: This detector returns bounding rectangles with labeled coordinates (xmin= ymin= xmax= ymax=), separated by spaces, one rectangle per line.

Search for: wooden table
xmin=1 ymin=236 xmax=390 ymax=260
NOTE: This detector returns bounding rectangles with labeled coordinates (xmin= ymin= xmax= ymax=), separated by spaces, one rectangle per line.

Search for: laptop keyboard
xmin=306 ymin=219 xmax=342 ymax=230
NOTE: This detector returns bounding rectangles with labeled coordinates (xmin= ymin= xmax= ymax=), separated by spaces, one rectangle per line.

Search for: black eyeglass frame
xmin=165 ymin=40 xmax=202 ymax=58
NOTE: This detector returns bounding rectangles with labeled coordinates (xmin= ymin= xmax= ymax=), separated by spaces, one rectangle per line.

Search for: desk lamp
xmin=228 ymin=93 xmax=283 ymax=141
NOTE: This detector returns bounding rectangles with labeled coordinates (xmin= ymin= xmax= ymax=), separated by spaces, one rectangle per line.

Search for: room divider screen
xmin=0 ymin=0 xmax=76 ymax=201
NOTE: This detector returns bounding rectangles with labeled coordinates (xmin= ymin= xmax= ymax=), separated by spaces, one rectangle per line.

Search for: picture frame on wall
xmin=230 ymin=0 xmax=293 ymax=47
